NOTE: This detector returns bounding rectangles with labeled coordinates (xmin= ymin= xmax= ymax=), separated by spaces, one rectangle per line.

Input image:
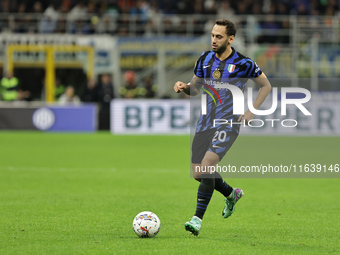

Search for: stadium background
xmin=1 ymin=0 xmax=340 ymax=132
xmin=0 ymin=1 xmax=339 ymax=254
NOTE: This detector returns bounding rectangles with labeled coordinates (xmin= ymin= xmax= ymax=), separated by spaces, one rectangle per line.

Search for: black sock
xmin=194 ymin=174 xmax=215 ymax=220
xmin=214 ymin=172 xmax=233 ymax=198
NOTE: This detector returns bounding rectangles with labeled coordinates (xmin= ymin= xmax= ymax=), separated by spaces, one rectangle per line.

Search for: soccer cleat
xmin=222 ymin=188 xmax=244 ymax=218
xmin=184 ymin=216 xmax=202 ymax=236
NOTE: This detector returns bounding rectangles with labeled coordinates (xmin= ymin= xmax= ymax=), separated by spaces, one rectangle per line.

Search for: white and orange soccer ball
xmin=132 ymin=211 xmax=161 ymax=238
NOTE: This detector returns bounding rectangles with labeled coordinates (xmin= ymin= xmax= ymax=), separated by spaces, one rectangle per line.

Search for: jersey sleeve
xmin=193 ymin=52 xmax=205 ymax=78
xmin=244 ymin=58 xmax=262 ymax=78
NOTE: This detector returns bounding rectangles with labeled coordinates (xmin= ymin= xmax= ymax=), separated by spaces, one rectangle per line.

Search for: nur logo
xmin=200 ymin=83 xmax=312 ymax=117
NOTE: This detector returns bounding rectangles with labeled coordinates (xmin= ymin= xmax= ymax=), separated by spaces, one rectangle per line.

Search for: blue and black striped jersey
xmin=194 ymin=47 xmax=262 ymax=133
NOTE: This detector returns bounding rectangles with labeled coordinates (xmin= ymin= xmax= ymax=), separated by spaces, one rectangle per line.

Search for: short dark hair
xmin=215 ymin=19 xmax=236 ymax=36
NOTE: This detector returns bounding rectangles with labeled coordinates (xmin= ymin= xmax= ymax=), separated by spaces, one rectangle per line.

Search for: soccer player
xmin=173 ymin=19 xmax=272 ymax=236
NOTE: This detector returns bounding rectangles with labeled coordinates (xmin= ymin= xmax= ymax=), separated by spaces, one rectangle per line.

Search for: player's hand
xmin=174 ymin=81 xmax=189 ymax=93
xmin=238 ymin=110 xmax=254 ymax=125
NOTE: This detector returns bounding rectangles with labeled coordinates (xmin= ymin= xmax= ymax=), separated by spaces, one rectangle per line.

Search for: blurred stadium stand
xmin=0 ymin=0 xmax=339 ymax=41
xmin=0 ymin=0 xmax=340 ymax=131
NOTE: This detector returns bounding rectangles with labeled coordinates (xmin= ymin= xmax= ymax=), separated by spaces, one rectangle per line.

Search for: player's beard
xmin=212 ymin=40 xmax=229 ymax=55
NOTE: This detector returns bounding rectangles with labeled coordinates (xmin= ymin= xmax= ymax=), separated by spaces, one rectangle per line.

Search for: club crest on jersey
xmin=212 ymin=70 xmax=221 ymax=79
xmin=228 ymin=64 xmax=236 ymax=73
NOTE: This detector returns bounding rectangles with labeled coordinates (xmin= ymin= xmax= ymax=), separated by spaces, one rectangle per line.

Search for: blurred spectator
xmin=259 ymin=14 xmax=281 ymax=44
xmin=161 ymin=0 xmax=177 ymax=14
xmin=244 ymin=3 xmax=262 ymax=44
xmin=68 ymin=1 xmax=88 ymax=33
xmin=84 ymin=2 xmax=98 ymax=34
xmin=118 ymin=0 xmax=135 ymax=10
xmin=22 ymin=1 xmax=44 ymax=33
xmin=97 ymin=74 xmax=115 ymax=130
xmin=57 ymin=0 xmax=72 ymax=33
xmin=55 ymin=78 xmax=66 ymax=100
xmin=217 ymin=1 xmax=236 ymax=20
xmin=129 ymin=0 xmax=149 ymax=35
xmin=148 ymin=0 xmax=160 ymax=20
xmin=97 ymin=15 xmax=116 ymax=34
xmin=177 ymin=0 xmax=193 ymax=15
xmin=106 ymin=0 xmax=120 ymax=17
xmin=144 ymin=19 xmax=157 ymax=36
xmin=235 ymin=1 xmax=248 ymax=15
xmin=120 ymin=70 xmax=141 ymax=98
xmin=59 ymin=86 xmax=81 ymax=104
xmin=117 ymin=4 xmax=130 ymax=35
xmin=44 ymin=3 xmax=60 ymax=20
xmin=176 ymin=19 xmax=187 ymax=35
xmin=296 ymin=3 xmax=309 ymax=16
xmin=163 ymin=17 xmax=175 ymax=35
xmin=140 ymin=76 xmax=157 ymax=98
xmin=60 ymin=0 xmax=72 ymax=13
xmin=68 ymin=1 xmax=87 ymax=21
xmin=0 ymin=71 xmax=30 ymax=101
xmin=61 ymin=0 xmax=72 ymax=11
xmin=17 ymin=2 xmax=27 ymax=13
xmin=97 ymin=74 xmax=115 ymax=107
xmin=39 ymin=14 xmax=57 ymax=33
xmin=15 ymin=2 xmax=29 ymax=33
xmin=277 ymin=3 xmax=289 ymax=15
xmin=0 ymin=0 xmax=12 ymax=13
xmin=82 ymin=78 xmax=98 ymax=102
xmin=193 ymin=0 xmax=204 ymax=14
xmin=130 ymin=0 xmax=149 ymax=21
xmin=290 ymin=0 xmax=310 ymax=15
xmin=204 ymin=0 xmax=217 ymax=15
xmin=0 ymin=71 xmax=19 ymax=101
xmin=32 ymin=1 xmax=43 ymax=14
xmin=146 ymin=0 xmax=161 ymax=35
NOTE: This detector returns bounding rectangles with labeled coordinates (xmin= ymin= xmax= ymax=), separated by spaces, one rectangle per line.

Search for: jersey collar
xmin=214 ymin=47 xmax=235 ymax=62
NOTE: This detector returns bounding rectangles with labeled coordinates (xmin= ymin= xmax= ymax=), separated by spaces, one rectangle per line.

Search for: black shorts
xmin=191 ymin=128 xmax=238 ymax=164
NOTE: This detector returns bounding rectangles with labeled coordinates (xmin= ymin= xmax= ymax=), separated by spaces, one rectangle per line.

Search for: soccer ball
xmin=132 ymin=211 xmax=161 ymax=238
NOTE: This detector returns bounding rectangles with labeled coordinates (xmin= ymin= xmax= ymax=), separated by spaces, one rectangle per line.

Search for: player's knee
xmin=192 ymin=164 xmax=202 ymax=181
xmin=201 ymin=157 xmax=218 ymax=173
xmin=192 ymin=171 xmax=201 ymax=182
xmin=192 ymin=168 xmax=201 ymax=180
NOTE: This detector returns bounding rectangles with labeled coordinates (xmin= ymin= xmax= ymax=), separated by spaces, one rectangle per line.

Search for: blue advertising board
xmin=32 ymin=105 xmax=97 ymax=132
xmin=0 ymin=104 xmax=97 ymax=131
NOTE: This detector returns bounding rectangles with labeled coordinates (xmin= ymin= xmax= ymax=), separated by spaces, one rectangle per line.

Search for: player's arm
xmin=174 ymin=75 xmax=201 ymax=96
xmin=251 ymin=72 xmax=272 ymax=110
xmin=238 ymin=72 xmax=272 ymax=123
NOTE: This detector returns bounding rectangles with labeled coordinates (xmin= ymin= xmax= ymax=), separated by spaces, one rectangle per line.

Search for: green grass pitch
xmin=0 ymin=132 xmax=339 ymax=254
